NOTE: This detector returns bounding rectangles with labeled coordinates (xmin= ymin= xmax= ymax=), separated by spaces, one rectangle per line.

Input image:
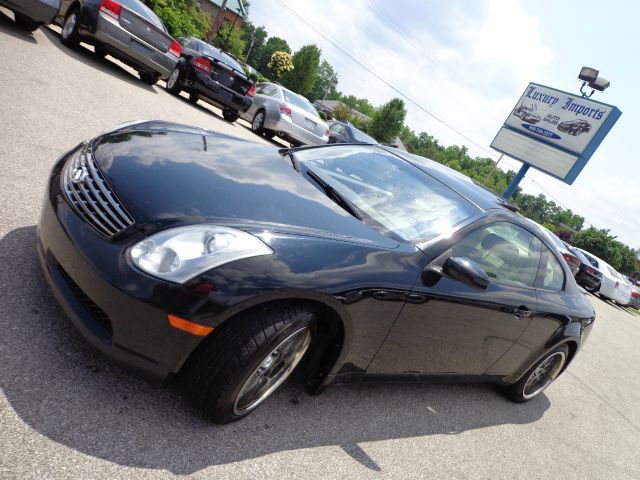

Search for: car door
xmin=367 ymin=221 xmax=543 ymax=375
xmin=242 ymin=83 xmax=277 ymax=121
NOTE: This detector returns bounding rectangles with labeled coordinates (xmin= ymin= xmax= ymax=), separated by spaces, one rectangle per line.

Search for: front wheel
xmin=60 ymin=9 xmax=80 ymax=47
xmin=251 ymin=109 xmax=266 ymax=135
xmin=506 ymin=345 xmax=568 ymax=402
xmin=165 ymin=67 xmax=182 ymax=95
xmin=222 ymin=109 xmax=239 ymax=122
xmin=182 ymin=303 xmax=317 ymax=423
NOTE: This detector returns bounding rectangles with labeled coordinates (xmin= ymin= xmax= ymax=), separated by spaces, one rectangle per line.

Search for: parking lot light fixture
xmin=579 ymin=66 xmax=610 ymax=97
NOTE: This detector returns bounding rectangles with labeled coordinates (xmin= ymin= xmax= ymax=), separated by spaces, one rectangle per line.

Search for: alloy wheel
xmin=62 ymin=13 xmax=76 ymax=39
xmin=522 ymin=351 xmax=566 ymax=399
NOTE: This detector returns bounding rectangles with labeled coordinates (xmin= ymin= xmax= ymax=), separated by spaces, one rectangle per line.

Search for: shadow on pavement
xmin=40 ymin=25 xmax=157 ymax=94
xmin=0 ymin=226 xmax=551 ymax=474
xmin=0 ymin=9 xmax=38 ymax=44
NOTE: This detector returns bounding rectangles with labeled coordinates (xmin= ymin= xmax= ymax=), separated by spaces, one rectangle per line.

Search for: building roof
xmin=317 ymin=100 xmax=371 ymax=121
xmin=207 ymin=0 xmax=247 ymax=17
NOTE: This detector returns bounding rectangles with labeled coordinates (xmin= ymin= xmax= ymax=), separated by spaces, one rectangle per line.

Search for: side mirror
xmin=442 ymin=256 xmax=490 ymax=290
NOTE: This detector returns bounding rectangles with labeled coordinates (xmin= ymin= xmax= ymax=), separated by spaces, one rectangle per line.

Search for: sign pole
xmin=503 ymin=163 xmax=530 ymax=199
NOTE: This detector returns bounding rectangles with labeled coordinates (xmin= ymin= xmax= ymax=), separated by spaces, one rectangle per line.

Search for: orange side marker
xmin=168 ymin=314 xmax=214 ymax=336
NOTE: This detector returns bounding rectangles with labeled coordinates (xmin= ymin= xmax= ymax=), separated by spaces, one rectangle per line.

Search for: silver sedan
xmin=240 ymin=82 xmax=330 ymax=146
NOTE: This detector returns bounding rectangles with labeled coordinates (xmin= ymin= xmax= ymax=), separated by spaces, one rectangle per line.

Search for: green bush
xmin=147 ymin=0 xmax=209 ymax=39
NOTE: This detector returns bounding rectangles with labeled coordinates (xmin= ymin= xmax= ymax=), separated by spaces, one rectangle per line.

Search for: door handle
xmin=514 ymin=307 xmax=532 ymax=318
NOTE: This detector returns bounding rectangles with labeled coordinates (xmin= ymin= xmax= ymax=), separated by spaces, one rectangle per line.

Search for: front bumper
xmin=265 ymin=113 xmax=328 ymax=146
xmin=36 ymin=152 xmax=223 ymax=380
xmin=83 ymin=12 xmax=177 ymax=78
xmin=0 ymin=0 xmax=58 ymax=23
xmin=189 ymin=70 xmax=252 ymax=113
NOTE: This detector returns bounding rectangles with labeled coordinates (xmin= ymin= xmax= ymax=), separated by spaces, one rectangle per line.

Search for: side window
xmin=330 ymin=123 xmax=346 ymax=136
xmin=257 ymin=84 xmax=278 ymax=97
xmin=450 ymin=222 xmax=542 ymax=288
xmin=537 ymin=246 xmax=565 ymax=291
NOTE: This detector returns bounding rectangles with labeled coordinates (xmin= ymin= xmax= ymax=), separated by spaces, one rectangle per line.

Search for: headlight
xmin=129 ymin=225 xmax=273 ymax=284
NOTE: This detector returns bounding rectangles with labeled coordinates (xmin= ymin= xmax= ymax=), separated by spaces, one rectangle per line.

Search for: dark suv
xmin=165 ymin=36 xmax=255 ymax=122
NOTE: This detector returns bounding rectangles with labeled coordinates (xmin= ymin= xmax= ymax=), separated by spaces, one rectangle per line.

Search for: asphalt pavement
xmin=1 ymin=12 xmax=639 ymax=480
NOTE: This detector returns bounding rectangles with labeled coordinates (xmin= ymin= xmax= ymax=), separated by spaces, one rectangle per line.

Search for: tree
xmin=212 ymin=22 xmax=246 ymax=58
xmin=310 ymin=60 xmax=338 ymax=101
xmin=280 ymin=44 xmax=322 ymax=96
xmin=147 ymin=0 xmax=209 ymax=38
xmin=331 ymin=103 xmax=352 ymax=122
xmin=254 ymin=36 xmax=291 ymax=74
xmin=239 ymin=21 xmax=267 ymax=63
xmin=367 ymin=98 xmax=406 ymax=144
xmin=267 ymin=51 xmax=294 ymax=80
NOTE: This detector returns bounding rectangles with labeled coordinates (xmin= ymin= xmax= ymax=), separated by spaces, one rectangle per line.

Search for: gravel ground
xmin=1 ymin=12 xmax=639 ymax=480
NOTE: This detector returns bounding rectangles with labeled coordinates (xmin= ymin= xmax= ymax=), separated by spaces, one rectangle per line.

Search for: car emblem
xmin=72 ymin=166 xmax=89 ymax=184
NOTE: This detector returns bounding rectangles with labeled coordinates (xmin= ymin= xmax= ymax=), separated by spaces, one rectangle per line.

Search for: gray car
xmin=0 ymin=0 xmax=60 ymax=31
xmin=240 ymin=82 xmax=330 ymax=146
xmin=55 ymin=0 xmax=180 ymax=85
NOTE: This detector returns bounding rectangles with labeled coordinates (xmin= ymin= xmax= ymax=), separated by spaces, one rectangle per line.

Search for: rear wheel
xmin=60 ymin=8 xmax=80 ymax=47
xmin=139 ymin=71 xmax=159 ymax=85
xmin=222 ymin=109 xmax=239 ymax=122
xmin=251 ymin=109 xmax=266 ymax=135
xmin=182 ymin=303 xmax=317 ymax=423
xmin=165 ymin=67 xmax=183 ymax=95
xmin=14 ymin=13 xmax=39 ymax=32
xmin=506 ymin=345 xmax=568 ymax=402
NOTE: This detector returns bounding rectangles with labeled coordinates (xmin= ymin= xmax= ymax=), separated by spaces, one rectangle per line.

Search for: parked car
xmin=55 ymin=0 xmax=180 ymax=85
xmin=513 ymin=105 xmax=540 ymax=124
xmin=240 ymin=82 xmax=330 ymax=146
xmin=38 ymin=120 xmax=595 ymax=423
xmin=0 ymin=0 xmax=59 ymax=31
xmin=563 ymin=242 xmax=602 ymax=292
xmin=165 ymin=36 xmax=254 ymax=122
xmin=327 ymin=120 xmax=377 ymax=144
xmin=629 ymin=288 xmax=640 ymax=310
xmin=558 ymin=120 xmax=591 ymax=136
xmin=576 ymin=248 xmax=632 ymax=305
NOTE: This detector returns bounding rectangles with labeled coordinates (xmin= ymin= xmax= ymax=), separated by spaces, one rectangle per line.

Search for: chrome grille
xmin=63 ymin=144 xmax=134 ymax=237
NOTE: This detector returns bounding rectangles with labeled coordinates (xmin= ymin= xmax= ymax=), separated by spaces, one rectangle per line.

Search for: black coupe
xmin=38 ymin=121 xmax=595 ymax=423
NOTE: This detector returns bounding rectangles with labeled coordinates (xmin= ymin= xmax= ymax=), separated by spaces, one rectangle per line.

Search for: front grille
xmin=59 ymin=268 xmax=113 ymax=335
xmin=63 ymin=144 xmax=134 ymax=237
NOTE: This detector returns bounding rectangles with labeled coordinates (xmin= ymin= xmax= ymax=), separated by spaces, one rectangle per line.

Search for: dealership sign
xmin=491 ymin=82 xmax=621 ymax=184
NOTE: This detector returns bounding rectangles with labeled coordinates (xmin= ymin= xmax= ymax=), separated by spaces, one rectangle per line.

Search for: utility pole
xmin=245 ymin=34 xmax=256 ymax=62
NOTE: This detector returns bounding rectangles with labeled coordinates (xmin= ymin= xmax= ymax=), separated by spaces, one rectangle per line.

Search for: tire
xmin=14 ymin=13 xmax=39 ymax=32
xmin=165 ymin=67 xmax=182 ymax=95
xmin=60 ymin=8 xmax=80 ymax=47
xmin=222 ymin=109 xmax=239 ymax=122
xmin=251 ymin=109 xmax=266 ymax=135
xmin=188 ymin=92 xmax=199 ymax=104
xmin=94 ymin=44 xmax=107 ymax=58
xmin=505 ymin=344 xmax=569 ymax=402
xmin=182 ymin=303 xmax=317 ymax=423
xmin=139 ymin=71 xmax=159 ymax=85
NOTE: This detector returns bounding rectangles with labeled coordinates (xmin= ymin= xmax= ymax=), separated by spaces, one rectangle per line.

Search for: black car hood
xmin=91 ymin=123 xmax=398 ymax=248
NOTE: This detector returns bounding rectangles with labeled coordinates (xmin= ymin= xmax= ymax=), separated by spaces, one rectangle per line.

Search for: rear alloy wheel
xmin=60 ymin=9 xmax=80 ymax=47
xmin=165 ymin=67 xmax=182 ymax=95
xmin=251 ymin=110 xmax=266 ymax=135
xmin=182 ymin=303 xmax=317 ymax=423
xmin=14 ymin=13 xmax=39 ymax=32
xmin=506 ymin=345 xmax=568 ymax=402
xmin=139 ymin=71 xmax=160 ymax=86
xmin=222 ymin=109 xmax=239 ymax=122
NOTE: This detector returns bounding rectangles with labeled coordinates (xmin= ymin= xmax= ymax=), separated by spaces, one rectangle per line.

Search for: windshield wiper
xmin=305 ymin=168 xmax=363 ymax=220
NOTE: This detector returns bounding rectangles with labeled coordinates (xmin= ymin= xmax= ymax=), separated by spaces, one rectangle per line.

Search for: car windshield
xmin=283 ymin=91 xmax=319 ymax=117
xmin=351 ymin=127 xmax=377 ymax=144
xmin=197 ymin=42 xmax=244 ymax=73
xmin=294 ymin=145 xmax=480 ymax=242
xmin=119 ymin=0 xmax=165 ymax=29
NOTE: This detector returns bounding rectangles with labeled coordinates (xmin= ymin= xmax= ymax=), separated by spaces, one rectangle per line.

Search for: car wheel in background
xmin=188 ymin=92 xmax=199 ymax=104
xmin=251 ymin=110 xmax=266 ymax=135
xmin=182 ymin=303 xmax=317 ymax=423
xmin=139 ymin=71 xmax=160 ymax=86
xmin=14 ymin=13 xmax=39 ymax=32
xmin=94 ymin=45 xmax=107 ymax=58
xmin=222 ymin=109 xmax=239 ymax=122
xmin=165 ymin=67 xmax=183 ymax=95
xmin=60 ymin=9 xmax=80 ymax=47
xmin=506 ymin=345 xmax=569 ymax=402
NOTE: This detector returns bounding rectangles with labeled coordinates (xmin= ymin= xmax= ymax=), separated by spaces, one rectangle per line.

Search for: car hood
xmin=91 ymin=122 xmax=398 ymax=248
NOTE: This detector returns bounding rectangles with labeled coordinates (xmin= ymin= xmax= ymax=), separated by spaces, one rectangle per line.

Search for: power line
xmin=271 ymin=0 xmax=499 ymax=160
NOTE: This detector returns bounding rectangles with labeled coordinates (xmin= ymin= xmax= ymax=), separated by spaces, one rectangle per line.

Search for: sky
xmin=248 ymin=0 xmax=638 ymax=248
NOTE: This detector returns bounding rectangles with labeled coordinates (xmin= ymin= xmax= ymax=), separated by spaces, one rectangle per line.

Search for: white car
xmin=576 ymin=248 xmax=631 ymax=305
